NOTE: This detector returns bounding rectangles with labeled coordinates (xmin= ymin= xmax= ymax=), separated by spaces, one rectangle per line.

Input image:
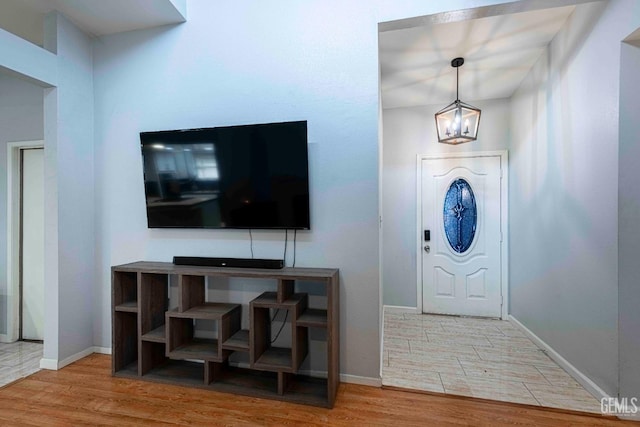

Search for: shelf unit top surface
xmin=112 ymin=261 xmax=338 ymax=280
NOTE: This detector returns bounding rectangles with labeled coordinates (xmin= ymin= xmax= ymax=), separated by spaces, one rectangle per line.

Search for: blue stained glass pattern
xmin=443 ymin=178 xmax=477 ymax=253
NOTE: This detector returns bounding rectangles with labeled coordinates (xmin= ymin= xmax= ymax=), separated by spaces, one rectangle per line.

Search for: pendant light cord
xmin=456 ymin=66 xmax=459 ymax=101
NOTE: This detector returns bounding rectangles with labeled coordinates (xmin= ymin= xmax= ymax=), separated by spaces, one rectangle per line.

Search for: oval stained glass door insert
xmin=443 ymin=178 xmax=477 ymax=253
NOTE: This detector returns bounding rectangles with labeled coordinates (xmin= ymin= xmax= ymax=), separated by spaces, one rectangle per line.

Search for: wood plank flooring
xmin=0 ymin=354 xmax=634 ymax=426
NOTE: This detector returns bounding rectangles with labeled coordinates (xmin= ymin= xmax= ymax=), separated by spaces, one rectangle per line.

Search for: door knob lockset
xmin=424 ymin=245 xmax=430 ymax=253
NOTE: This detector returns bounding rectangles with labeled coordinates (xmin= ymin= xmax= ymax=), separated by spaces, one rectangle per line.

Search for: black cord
xmin=249 ymin=229 xmax=254 ymax=259
xmin=283 ymin=229 xmax=288 ymax=267
xmin=293 ymin=229 xmax=297 ymax=267
xmin=270 ymin=310 xmax=289 ymax=344
xmin=271 ymin=308 xmax=280 ymax=322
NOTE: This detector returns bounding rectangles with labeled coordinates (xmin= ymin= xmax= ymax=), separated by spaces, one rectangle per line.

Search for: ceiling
xmin=0 ymin=0 xmax=186 ymax=44
xmin=379 ymin=5 xmax=576 ymax=109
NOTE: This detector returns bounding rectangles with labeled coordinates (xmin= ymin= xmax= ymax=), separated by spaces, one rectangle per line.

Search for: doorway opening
xmin=378 ymin=0 xmax=608 ymax=414
xmin=6 ymin=141 xmax=45 ymax=344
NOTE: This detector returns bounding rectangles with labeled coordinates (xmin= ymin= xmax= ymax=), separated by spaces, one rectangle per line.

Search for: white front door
xmin=421 ymin=155 xmax=503 ymax=318
xmin=22 ymin=148 xmax=45 ymax=341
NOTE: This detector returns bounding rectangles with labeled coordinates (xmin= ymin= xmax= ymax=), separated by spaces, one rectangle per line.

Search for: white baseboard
xmin=39 ymin=358 xmax=58 ymax=370
xmin=383 ymin=305 xmax=419 ymax=314
xmin=340 ymin=374 xmax=382 ymax=387
xmin=93 ymin=346 xmax=112 ymax=355
xmin=508 ymin=315 xmax=611 ymax=403
xmin=39 ymin=346 xmax=112 ymax=370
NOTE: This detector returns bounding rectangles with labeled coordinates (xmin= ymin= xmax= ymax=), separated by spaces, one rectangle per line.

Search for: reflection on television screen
xmin=140 ymin=121 xmax=310 ymax=229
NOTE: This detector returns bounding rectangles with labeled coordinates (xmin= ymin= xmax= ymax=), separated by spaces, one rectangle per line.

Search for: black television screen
xmin=140 ymin=121 xmax=310 ymax=229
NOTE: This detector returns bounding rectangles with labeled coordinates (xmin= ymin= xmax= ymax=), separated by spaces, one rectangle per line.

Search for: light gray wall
xmin=509 ymin=0 xmax=640 ymax=396
xmin=91 ymin=0 xmax=515 ymax=379
xmin=382 ymin=99 xmax=511 ymax=307
xmin=0 ymin=73 xmax=44 ymax=336
xmin=619 ymin=39 xmax=640 ymax=400
xmin=42 ymin=12 xmax=95 ymax=362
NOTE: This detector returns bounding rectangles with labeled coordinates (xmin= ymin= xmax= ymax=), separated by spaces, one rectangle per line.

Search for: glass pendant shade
xmin=435 ymin=100 xmax=481 ymax=144
xmin=434 ymin=57 xmax=481 ymax=145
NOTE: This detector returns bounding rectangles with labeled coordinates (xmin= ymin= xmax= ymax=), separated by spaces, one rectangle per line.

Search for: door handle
xmin=424 ymin=245 xmax=430 ymax=253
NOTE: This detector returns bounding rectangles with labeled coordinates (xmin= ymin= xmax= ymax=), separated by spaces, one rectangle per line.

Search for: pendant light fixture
xmin=434 ymin=57 xmax=481 ymax=144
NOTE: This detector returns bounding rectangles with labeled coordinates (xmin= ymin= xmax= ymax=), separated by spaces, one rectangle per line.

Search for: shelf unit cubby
xmin=250 ymin=291 xmax=308 ymax=373
xmin=113 ymin=271 xmax=138 ymax=312
xmin=112 ymin=271 xmax=139 ymax=373
xmin=166 ymin=303 xmax=240 ymax=363
xmin=112 ymin=261 xmax=339 ymax=408
xmin=139 ymin=273 xmax=169 ymax=375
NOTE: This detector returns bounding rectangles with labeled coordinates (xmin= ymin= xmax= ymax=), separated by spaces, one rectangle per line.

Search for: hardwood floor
xmin=0 ymin=354 xmax=633 ymax=426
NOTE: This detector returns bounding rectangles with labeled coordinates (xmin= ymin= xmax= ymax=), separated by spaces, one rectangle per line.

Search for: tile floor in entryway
xmin=0 ymin=341 xmax=42 ymax=387
xmin=382 ymin=312 xmax=602 ymax=414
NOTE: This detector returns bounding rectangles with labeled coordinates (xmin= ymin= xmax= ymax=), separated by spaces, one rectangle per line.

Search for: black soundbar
xmin=173 ymin=256 xmax=284 ymax=269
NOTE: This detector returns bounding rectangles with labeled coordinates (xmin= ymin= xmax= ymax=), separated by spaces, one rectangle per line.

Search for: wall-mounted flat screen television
xmin=140 ymin=121 xmax=310 ymax=229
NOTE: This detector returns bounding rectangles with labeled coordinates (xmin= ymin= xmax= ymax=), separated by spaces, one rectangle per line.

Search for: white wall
xmin=92 ymin=0 xmax=515 ymax=379
xmin=509 ymin=0 xmax=640 ymax=396
xmin=42 ymin=12 xmax=95 ymax=363
xmin=168 ymin=0 xmax=187 ymax=19
xmin=0 ymin=73 xmax=44 ymax=336
xmin=619 ymin=39 xmax=640 ymax=401
xmin=0 ymin=28 xmax=57 ymax=87
xmin=382 ymin=99 xmax=511 ymax=307
xmin=0 ymin=10 xmax=94 ymax=367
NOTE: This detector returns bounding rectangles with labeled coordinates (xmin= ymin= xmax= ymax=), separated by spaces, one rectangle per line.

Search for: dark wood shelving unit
xmin=114 ymin=301 xmax=138 ymax=312
xmin=222 ymin=329 xmax=250 ymax=352
xmin=172 ymin=302 xmax=241 ymax=319
xmin=141 ymin=325 xmax=166 ymax=343
xmin=142 ymin=359 xmax=206 ymax=387
xmin=298 ymin=309 xmax=328 ymax=328
xmin=166 ymin=304 xmax=240 ymax=363
xmin=121 ymin=360 xmax=138 ymax=376
xmin=112 ymin=261 xmax=339 ymax=408
xmin=255 ymin=347 xmax=294 ymax=369
xmin=251 ymin=291 xmax=307 ymax=308
xmin=251 ymin=291 xmax=308 ymax=374
xmin=169 ymin=337 xmax=221 ymax=360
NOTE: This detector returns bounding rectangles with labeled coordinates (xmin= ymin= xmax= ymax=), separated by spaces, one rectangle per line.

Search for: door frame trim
xmin=416 ymin=150 xmax=509 ymax=319
xmin=3 ymin=140 xmax=44 ymax=343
